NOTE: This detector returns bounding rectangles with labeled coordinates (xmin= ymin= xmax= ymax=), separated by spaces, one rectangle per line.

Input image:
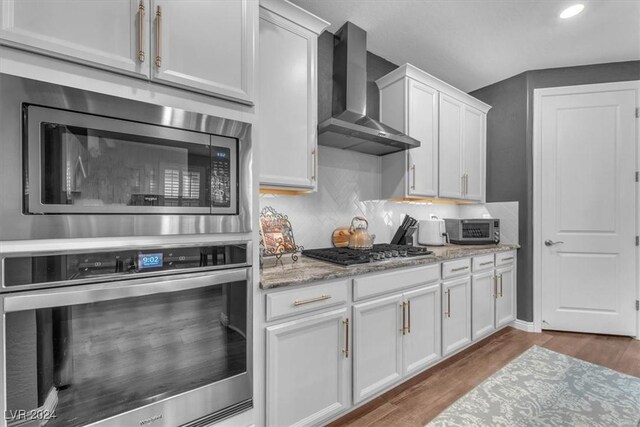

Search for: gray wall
xmin=470 ymin=73 xmax=530 ymax=320
xmin=471 ymin=60 xmax=640 ymax=322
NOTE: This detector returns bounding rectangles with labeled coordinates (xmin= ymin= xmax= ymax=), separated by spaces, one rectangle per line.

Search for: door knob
xmin=544 ymin=239 xmax=564 ymax=247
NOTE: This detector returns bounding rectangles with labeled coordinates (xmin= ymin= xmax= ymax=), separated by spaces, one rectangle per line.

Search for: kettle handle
xmin=350 ymin=216 xmax=369 ymax=232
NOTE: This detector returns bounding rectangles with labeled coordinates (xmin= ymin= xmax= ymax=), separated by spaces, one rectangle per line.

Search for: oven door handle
xmin=3 ymin=268 xmax=249 ymax=312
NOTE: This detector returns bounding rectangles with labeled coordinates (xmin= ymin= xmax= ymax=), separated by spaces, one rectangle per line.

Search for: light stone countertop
xmin=260 ymin=243 xmax=519 ymax=290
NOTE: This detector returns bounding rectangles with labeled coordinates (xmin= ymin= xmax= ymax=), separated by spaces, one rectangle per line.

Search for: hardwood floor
xmin=328 ymin=327 xmax=640 ymax=427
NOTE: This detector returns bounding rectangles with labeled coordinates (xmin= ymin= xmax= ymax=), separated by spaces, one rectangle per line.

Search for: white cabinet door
xmin=259 ymin=7 xmax=320 ymax=190
xmin=442 ymin=276 xmax=471 ymax=356
xmin=495 ymin=264 xmax=516 ymax=328
xmin=353 ymin=293 xmax=403 ymax=404
xmin=0 ymin=0 xmax=149 ymax=77
xmin=462 ymin=105 xmax=484 ymax=201
xmin=151 ymin=0 xmax=255 ymax=104
xmin=266 ymin=308 xmax=350 ymax=427
xmin=403 ymin=284 xmax=441 ymax=375
xmin=407 ymin=80 xmax=439 ymax=197
xmin=438 ymin=93 xmax=463 ymax=199
xmin=471 ymin=271 xmax=496 ymax=340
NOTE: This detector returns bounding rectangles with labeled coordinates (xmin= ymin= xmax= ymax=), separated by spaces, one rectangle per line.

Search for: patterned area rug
xmin=427 ymin=346 xmax=640 ymax=427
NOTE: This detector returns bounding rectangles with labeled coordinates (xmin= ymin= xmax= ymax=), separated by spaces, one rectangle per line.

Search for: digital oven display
xmin=138 ymin=252 xmax=163 ymax=270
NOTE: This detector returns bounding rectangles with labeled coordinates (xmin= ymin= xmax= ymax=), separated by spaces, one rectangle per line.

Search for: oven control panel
xmin=2 ymin=243 xmax=249 ymax=289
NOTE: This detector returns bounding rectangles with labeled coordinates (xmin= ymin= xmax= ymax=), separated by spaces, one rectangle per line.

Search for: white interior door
xmin=539 ymin=84 xmax=637 ymax=336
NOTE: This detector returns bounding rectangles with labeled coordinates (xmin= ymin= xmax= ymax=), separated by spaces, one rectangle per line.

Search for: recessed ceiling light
xmin=559 ymin=4 xmax=585 ymax=19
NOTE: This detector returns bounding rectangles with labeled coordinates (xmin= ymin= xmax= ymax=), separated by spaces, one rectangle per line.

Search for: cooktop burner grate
xmin=302 ymin=244 xmax=434 ymax=266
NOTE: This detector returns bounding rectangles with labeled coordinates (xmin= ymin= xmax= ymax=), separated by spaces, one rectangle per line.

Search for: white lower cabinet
xmin=353 ymin=283 xmax=442 ymax=404
xmin=266 ymin=308 xmax=350 ymax=427
xmin=471 ymin=253 xmax=517 ymax=340
xmin=352 ymin=293 xmax=404 ymax=404
xmin=403 ymin=284 xmax=441 ymax=375
xmin=495 ymin=263 xmax=516 ymax=328
xmin=442 ymin=276 xmax=472 ymax=356
xmin=471 ymin=270 xmax=496 ymax=340
xmin=264 ymin=252 xmax=517 ymax=426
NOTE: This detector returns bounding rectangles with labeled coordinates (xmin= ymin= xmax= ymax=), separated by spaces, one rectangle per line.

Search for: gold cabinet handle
xmin=461 ymin=174 xmax=464 ymax=196
xmin=407 ymin=300 xmax=411 ymax=334
xmin=465 ymin=174 xmax=469 ymax=195
xmin=411 ymin=164 xmax=416 ymax=190
xmin=400 ymin=302 xmax=407 ymax=335
xmin=451 ymin=266 xmax=469 ymax=272
xmin=137 ymin=1 xmax=145 ymax=62
xmin=155 ymin=5 xmax=162 ymax=68
xmin=342 ymin=318 xmax=349 ymax=358
xmin=311 ymin=149 xmax=317 ymax=181
xmin=293 ymin=294 xmax=331 ymax=306
xmin=499 ymin=273 xmax=503 ymax=297
xmin=479 ymin=261 xmax=494 ymax=266
xmin=444 ymin=289 xmax=451 ymax=318
xmin=502 ymin=256 xmax=514 ymax=261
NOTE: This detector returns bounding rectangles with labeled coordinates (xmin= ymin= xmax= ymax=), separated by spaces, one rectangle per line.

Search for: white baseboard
xmin=510 ymin=319 xmax=536 ymax=333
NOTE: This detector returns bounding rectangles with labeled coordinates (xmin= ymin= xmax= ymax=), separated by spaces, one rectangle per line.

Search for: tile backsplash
xmin=259 ymin=146 xmax=518 ymax=249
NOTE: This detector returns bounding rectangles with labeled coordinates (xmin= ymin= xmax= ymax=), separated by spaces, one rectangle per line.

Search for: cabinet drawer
xmin=442 ymin=258 xmax=471 ymax=279
xmin=353 ymin=264 xmax=440 ymax=301
xmin=495 ymin=251 xmax=516 ymax=266
xmin=266 ymin=279 xmax=349 ymax=322
xmin=472 ymin=255 xmax=495 ymax=272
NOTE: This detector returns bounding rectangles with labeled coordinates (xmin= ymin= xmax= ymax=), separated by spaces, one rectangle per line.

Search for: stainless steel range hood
xmin=318 ymin=22 xmax=420 ymax=156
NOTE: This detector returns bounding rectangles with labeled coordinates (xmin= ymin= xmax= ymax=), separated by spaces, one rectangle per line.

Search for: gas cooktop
xmin=302 ymin=244 xmax=434 ymax=266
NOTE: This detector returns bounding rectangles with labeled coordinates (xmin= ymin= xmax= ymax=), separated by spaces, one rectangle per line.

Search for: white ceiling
xmin=289 ymin=0 xmax=640 ymax=92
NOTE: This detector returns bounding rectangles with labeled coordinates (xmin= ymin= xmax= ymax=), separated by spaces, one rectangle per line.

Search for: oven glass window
xmin=5 ymin=282 xmax=247 ymax=427
xmin=41 ymin=123 xmax=214 ymax=209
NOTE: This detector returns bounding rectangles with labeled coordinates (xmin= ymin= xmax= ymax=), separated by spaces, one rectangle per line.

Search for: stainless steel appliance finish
xmin=0 ymin=74 xmax=252 ymax=240
xmin=318 ymin=22 xmax=420 ymax=155
xmin=1 ymin=242 xmax=253 ymax=427
xmin=445 ymin=218 xmax=500 ymax=245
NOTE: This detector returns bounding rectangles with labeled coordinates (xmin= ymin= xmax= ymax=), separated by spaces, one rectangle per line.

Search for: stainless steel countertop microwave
xmin=0 ymin=74 xmax=252 ymax=240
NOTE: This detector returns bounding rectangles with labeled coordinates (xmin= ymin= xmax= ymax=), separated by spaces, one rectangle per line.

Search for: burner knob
xmin=391 ymin=250 xmax=399 ymax=257
xmin=399 ymin=250 xmax=407 ymax=257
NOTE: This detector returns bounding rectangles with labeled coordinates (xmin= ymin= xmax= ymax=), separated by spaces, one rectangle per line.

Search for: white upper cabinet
xmin=462 ymin=105 xmax=485 ymax=201
xmin=0 ymin=0 xmax=257 ymax=104
xmin=438 ymin=93 xmax=464 ymax=199
xmin=377 ymin=64 xmax=490 ymax=202
xmin=151 ymin=0 xmax=256 ymax=104
xmin=439 ymin=94 xmax=487 ymax=202
xmin=379 ymin=75 xmax=439 ymax=198
xmin=0 ymin=0 xmax=150 ymax=78
xmin=258 ymin=0 xmax=328 ymax=191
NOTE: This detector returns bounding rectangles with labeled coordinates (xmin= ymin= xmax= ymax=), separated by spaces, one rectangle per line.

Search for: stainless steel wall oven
xmin=0 ymin=241 xmax=253 ymax=427
xmin=0 ymin=74 xmax=252 ymax=240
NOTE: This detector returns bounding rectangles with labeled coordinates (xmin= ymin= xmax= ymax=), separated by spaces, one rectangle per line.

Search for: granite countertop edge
xmin=260 ymin=244 xmax=520 ymax=290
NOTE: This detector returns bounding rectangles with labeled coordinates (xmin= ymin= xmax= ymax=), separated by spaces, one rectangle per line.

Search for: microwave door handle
xmin=3 ymin=268 xmax=249 ymax=313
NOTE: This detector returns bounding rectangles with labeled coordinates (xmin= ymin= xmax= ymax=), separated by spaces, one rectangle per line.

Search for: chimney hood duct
xmin=318 ymin=22 xmax=420 ymax=156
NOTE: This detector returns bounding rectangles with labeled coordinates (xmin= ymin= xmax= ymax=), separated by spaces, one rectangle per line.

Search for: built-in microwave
xmin=0 ymin=74 xmax=252 ymax=240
